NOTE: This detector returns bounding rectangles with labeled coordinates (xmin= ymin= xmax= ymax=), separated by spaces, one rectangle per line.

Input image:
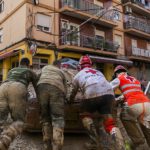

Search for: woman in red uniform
xmin=110 ymin=65 xmax=150 ymax=149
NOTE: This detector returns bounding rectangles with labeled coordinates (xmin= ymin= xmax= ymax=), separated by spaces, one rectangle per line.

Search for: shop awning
xmin=0 ymin=50 xmax=19 ymax=60
xmin=89 ymin=55 xmax=133 ymax=66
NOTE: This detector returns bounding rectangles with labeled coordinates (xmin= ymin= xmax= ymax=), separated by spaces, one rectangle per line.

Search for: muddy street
xmin=9 ymin=132 xmax=88 ymax=150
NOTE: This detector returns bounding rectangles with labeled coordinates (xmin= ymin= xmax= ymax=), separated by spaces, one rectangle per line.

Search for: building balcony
xmin=127 ymin=46 xmax=150 ymax=61
xmin=59 ymin=33 xmax=119 ymax=55
xmin=124 ymin=17 xmax=150 ymax=39
xmin=122 ymin=0 xmax=150 ymax=17
xmin=60 ymin=0 xmax=117 ymax=28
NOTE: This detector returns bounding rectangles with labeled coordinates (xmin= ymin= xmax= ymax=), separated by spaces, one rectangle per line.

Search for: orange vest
xmin=118 ymin=73 xmax=149 ymax=106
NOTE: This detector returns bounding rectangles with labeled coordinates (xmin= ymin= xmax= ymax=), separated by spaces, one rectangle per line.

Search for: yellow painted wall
xmin=58 ymin=52 xmax=81 ymax=60
xmin=104 ymin=63 xmax=114 ymax=81
xmin=0 ymin=42 xmax=56 ymax=81
xmin=3 ymin=58 xmax=11 ymax=80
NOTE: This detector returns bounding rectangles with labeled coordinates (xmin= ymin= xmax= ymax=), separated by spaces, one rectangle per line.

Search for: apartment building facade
xmin=122 ymin=0 xmax=150 ymax=84
xmin=0 ymin=0 xmax=149 ymax=83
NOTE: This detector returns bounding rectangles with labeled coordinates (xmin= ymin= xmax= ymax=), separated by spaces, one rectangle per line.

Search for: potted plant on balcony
xmin=68 ymin=32 xmax=79 ymax=46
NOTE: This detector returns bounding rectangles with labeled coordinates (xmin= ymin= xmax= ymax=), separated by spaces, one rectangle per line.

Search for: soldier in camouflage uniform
xmin=37 ymin=60 xmax=67 ymax=150
xmin=0 ymin=57 xmax=38 ymax=150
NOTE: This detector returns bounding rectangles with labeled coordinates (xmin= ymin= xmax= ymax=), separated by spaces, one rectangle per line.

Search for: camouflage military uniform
xmin=0 ymin=66 xmax=37 ymax=149
xmin=37 ymin=65 xmax=67 ymax=150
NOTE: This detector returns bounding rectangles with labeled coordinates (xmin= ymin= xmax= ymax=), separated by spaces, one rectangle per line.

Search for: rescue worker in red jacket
xmin=70 ymin=56 xmax=125 ymax=150
xmin=110 ymin=65 xmax=150 ymax=149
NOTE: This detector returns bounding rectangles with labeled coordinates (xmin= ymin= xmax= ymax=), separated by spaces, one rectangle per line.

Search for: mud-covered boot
xmin=0 ymin=121 xmax=24 ymax=150
xmin=53 ymin=127 xmax=64 ymax=150
xmin=110 ymin=127 xmax=125 ymax=150
xmin=82 ymin=117 xmax=102 ymax=150
xmin=42 ymin=122 xmax=52 ymax=150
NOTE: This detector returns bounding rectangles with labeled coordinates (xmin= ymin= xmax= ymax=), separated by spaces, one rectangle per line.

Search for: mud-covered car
xmin=25 ymin=58 xmax=84 ymax=132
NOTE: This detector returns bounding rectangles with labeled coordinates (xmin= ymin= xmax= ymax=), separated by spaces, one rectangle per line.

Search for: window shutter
xmin=36 ymin=14 xmax=51 ymax=31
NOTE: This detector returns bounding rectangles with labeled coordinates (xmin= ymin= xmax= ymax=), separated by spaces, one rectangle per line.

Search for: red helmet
xmin=79 ymin=55 xmax=92 ymax=69
xmin=114 ymin=65 xmax=127 ymax=73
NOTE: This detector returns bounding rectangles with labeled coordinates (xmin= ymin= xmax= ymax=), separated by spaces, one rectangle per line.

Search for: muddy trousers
xmin=0 ymin=81 xmax=27 ymax=150
xmin=37 ymin=84 xmax=65 ymax=150
xmin=42 ymin=122 xmax=64 ymax=150
xmin=121 ymin=119 xmax=150 ymax=148
xmin=42 ymin=122 xmax=53 ymax=150
xmin=121 ymin=103 xmax=150 ymax=148
xmin=0 ymin=121 xmax=24 ymax=150
xmin=81 ymin=115 xmax=125 ymax=150
xmin=140 ymin=123 xmax=150 ymax=148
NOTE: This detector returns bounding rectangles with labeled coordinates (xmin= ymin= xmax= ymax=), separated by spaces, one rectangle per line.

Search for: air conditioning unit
xmin=61 ymin=20 xmax=70 ymax=30
xmin=125 ymin=6 xmax=132 ymax=14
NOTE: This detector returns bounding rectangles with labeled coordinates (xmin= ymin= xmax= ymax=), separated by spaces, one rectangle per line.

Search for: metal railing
xmin=125 ymin=16 xmax=150 ymax=33
xmin=132 ymin=47 xmax=150 ymax=57
xmin=61 ymin=0 xmax=116 ymax=22
xmin=61 ymin=33 xmax=119 ymax=52
xmin=122 ymin=0 xmax=150 ymax=9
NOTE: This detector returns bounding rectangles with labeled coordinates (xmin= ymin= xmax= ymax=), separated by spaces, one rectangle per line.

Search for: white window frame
xmin=0 ymin=1 xmax=4 ymax=13
xmin=0 ymin=28 xmax=3 ymax=43
xmin=36 ymin=13 xmax=51 ymax=33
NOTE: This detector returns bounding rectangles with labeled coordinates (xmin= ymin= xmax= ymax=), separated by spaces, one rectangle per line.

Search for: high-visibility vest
xmin=118 ymin=73 xmax=149 ymax=106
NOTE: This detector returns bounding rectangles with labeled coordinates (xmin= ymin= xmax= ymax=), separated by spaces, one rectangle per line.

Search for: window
xmin=114 ymin=10 xmax=121 ymax=21
xmin=147 ymin=43 xmax=150 ymax=50
xmin=95 ymin=29 xmax=105 ymax=49
xmin=94 ymin=0 xmax=104 ymax=7
xmin=114 ymin=35 xmax=122 ymax=47
xmin=131 ymin=39 xmax=137 ymax=48
xmin=32 ymin=57 xmax=48 ymax=69
xmin=0 ymin=1 xmax=4 ymax=13
xmin=95 ymin=29 xmax=105 ymax=38
xmin=61 ymin=21 xmax=80 ymax=46
xmin=0 ymin=28 xmax=3 ymax=43
xmin=145 ymin=0 xmax=150 ymax=9
xmin=36 ymin=14 xmax=51 ymax=32
xmin=12 ymin=61 xmax=19 ymax=68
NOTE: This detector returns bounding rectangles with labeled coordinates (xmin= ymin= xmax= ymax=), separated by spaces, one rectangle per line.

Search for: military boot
xmin=42 ymin=122 xmax=52 ymax=150
xmin=0 ymin=121 xmax=24 ymax=150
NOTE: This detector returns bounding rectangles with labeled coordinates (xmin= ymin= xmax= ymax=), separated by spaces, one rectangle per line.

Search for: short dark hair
xmin=20 ymin=58 xmax=30 ymax=66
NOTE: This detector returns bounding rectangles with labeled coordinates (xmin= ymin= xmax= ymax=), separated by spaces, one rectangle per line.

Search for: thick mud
xmin=9 ymin=132 xmax=88 ymax=150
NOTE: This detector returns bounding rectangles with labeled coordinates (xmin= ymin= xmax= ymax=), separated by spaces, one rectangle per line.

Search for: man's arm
xmin=110 ymin=78 xmax=120 ymax=89
xmin=69 ymin=79 xmax=79 ymax=103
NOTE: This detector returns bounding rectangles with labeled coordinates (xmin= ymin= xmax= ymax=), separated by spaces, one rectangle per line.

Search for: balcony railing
xmin=131 ymin=47 xmax=150 ymax=58
xmin=61 ymin=33 xmax=119 ymax=52
xmin=61 ymin=0 xmax=116 ymax=22
xmin=122 ymin=0 xmax=150 ymax=10
xmin=125 ymin=16 xmax=150 ymax=33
